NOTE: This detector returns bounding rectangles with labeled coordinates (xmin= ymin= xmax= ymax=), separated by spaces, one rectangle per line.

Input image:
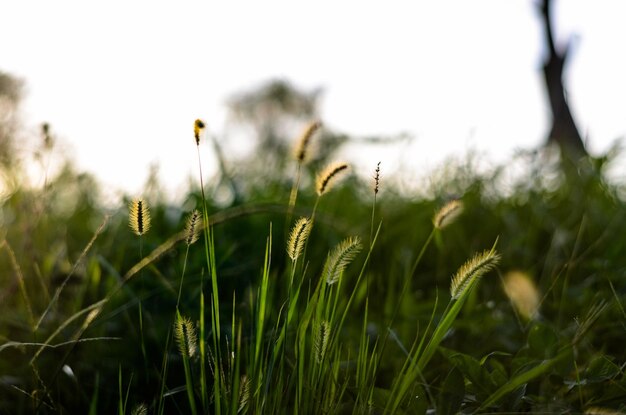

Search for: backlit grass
xmin=0 ymin=120 xmax=625 ymax=414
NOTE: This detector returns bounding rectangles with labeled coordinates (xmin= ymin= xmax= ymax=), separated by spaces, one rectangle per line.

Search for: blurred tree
xmin=221 ymin=79 xmax=348 ymax=201
xmin=227 ymin=79 xmax=322 ymax=169
xmin=538 ymin=0 xmax=588 ymax=161
xmin=221 ymin=79 xmax=409 ymax=203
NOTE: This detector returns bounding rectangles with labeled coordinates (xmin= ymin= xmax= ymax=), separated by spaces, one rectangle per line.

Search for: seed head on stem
xmin=450 ymin=247 xmax=500 ymax=300
xmin=316 ymin=162 xmax=350 ymax=196
xmin=433 ymin=199 xmax=464 ymax=230
xmin=129 ymin=198 xmax=151 ymax=236
xmin=194 ymin=119 xmax=205 ymax=146
xmin=184 ymin=210 xmax=202 ymax=246
xmin=174 ymin=315 xmax=198 ymax=358
xmin=287 ymin=217 xmax=313 ymax=262
xmin=293 ymin=120 xmax=322 ymax=164
xmin=373 ymin=161 xmax=381 ymax=195
xmin=323 ymin=236 xmax=362 ymax=285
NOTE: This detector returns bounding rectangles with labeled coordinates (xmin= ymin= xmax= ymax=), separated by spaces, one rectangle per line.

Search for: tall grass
xmin=1 ymin=115 xmax=626 ymax=414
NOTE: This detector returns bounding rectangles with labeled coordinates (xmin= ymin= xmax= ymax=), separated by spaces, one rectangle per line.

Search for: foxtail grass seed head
xmin=316 ymin=162 xmax=350 ymax=196
xmin=433 ymin=199 xmax=464 ymax=230
xmin=324 ymin=236 xmax=362 ymax=285
xmin=81 ymin=307 xmax=102 ymax=331
xmin=184 ymin=210 xmax=202 ymax=245
xmin=174 ymin=316 xmax=198 ymax=358
xmin=287 ymin=217 xmax=312 ymax=261
xmin=373 ymin=161 xmax=381 ymax=195
xmin=502 ymin=271 xmax=540 ymax=320
xmin=238 ymin=375 xmax=250 ymax=412
xmin=129 ymin=198 xmax=151 ymax=236
xmin=294 ymin=120 xmax=322 ymax=163
xmin=314 ymin=320 xmax=331 ymax=364
xmin=131 ymin=404 xmax=148 ymax=415
xmin=194 ymin=119 xmax=205 ymax=145
xmin=450 ymin=248 xmax=500 ymax=300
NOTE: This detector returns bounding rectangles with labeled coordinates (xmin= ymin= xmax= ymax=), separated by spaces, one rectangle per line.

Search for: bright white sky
xmin=2 ymin=1 xmax=626 ymax=201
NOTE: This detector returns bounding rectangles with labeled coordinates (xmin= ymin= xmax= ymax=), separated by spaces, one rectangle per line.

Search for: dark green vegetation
xmin=2 ymin=83 xmax=626 ymax=414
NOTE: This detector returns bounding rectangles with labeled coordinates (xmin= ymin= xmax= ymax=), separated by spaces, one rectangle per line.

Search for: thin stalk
xmin=137 ymin=236 xmax=148 ymax=373
xmin=200 ymin=287 xmax=208 ymax=413
xmin=157 ymin=329 xmax=172 ymax=415
xmin=369 ymin=194 xmax=377 ymax=249
xmin=176 ymin=244 xmax=191 ymax=310
xmin=1 ymin=241 xmax=35 ymax=330
xmin=118 ymin=365 xmax=124 ymax=415
xmin=310 ymin=196 xmax=321 ymax=224
xmin=285 ymin=162 xmax=303 ymax=234
xmin=196 ymin=142 xmax=222 ymax=415
xmin=409 ymin=229 xmax=436 ymax=280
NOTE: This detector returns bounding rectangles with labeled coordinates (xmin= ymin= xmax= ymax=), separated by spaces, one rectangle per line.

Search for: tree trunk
xmin=540 ymin=0 xmax=587 ymax=160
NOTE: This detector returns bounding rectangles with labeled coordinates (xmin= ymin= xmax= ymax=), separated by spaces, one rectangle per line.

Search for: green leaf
xmin=438 ymin=367 xmax=465 ymax=415
xmin=527 ymin=323 xmax=558 ymax=359
xmin=584 ymin=355 xmax=622 ymax=383
xmin=479 ymin=347 xmax=572 ymax=410
xmin=440 ymin=348 xmax=497 ymax=397
xmin=403 ymin=384 xmax=428 ymax=415
xmin=488 ymin=358 xmax=509 ymax=388
xmin=480 ymin=352 xmax=512 ymax=388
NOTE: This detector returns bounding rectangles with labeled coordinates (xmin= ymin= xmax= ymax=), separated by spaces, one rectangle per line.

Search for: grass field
xmin=1 ymin=121 xmax=626 ymax=414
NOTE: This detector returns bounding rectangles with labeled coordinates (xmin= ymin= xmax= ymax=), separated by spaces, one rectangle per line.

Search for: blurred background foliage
xmin=1 ymin=71 xmax=626 ymax=413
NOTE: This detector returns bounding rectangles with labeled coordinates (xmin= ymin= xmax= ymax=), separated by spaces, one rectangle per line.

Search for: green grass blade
xmin=254 ymin=226 xmax=272 ymax=380
xmin=88 ymin=373 xmax=99 ymax=415
xmin=199 ymin=289 xmax=208 ymax=413
xmin=478 ymin=347 xmax=572 ymax=410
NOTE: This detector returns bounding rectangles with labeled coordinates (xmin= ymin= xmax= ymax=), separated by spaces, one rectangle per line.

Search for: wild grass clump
xmin=1 ymin=107 xmax=626 ymax=414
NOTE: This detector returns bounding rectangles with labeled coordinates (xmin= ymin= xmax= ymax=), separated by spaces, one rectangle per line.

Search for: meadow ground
xmin=1 ymin=122 xmax=626 ymax=414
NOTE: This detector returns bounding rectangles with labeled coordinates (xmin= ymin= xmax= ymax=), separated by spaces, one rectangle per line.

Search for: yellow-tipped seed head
xmin=323 ymin=236 xmax=362 ymax=285
xmin=129 ymin=198 xmax=151 ymax=236
xmin=433 ymin=199 xmax=464 ymax=230
xmin=503 ymin=271 xmax=540 ymax=320
xmin=174 ymin=315 xmax=198 ymax=358
xmin=287 ymin=217 xmax=312 ymax=261
xmin=194 ymin=119 xmax=205 ymax=146
xmin=294 ymin=120 xmax=322 ymax=164
xmin=185 ymin=210 xmax=202 ymax=246
xmin=450 ymin=247 xmax=500 ymax=300
xmin=316 ymin=162 xmax=350 ymax=196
